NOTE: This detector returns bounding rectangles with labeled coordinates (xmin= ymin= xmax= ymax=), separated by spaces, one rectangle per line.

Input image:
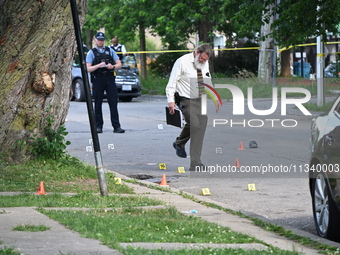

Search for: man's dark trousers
xmin=175 ymin=99 xmax=207 ymax=167
xmin=92 ymin=75 xmax=121 ymax=129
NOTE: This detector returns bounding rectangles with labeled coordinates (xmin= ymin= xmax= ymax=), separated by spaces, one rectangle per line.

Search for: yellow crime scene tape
xmin=279 ymin=41 xmax=340 ymax=55
xmin=124 ymin=41 xmax=339 ymax=56
xmin=316 ymin=52 xmax=340 ymax=57
xmin=124 ymin=47 xmax=260 ymax=55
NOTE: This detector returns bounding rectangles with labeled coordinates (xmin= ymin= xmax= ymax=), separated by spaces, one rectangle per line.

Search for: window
xmin=334 ymin=98 xmax=340 ymax=119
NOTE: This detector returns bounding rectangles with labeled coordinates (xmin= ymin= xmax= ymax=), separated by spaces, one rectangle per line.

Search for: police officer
xmin=86 ymin=32 xmax=125 ymax=133
xmin=110 ymin=36 xmax=127 ymax=61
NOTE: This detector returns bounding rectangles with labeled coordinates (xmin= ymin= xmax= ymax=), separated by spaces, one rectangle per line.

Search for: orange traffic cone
xmin=238 ymin=141 xmax=245 ymax=150
xmin=36 ymin=181 xmax=46 ymax=195
xmin=159 ymin=174 xmax=169 ymax=187
xmin=234 ymin=158 xmax=241 ymax=168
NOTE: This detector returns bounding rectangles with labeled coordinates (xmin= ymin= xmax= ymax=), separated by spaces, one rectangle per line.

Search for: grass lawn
xmin=41 ymin=207 xmax=301 ymax=255
xmin=141 ymin=75 xmax=340 ymax=97
xmin=0 ymin=157 xmax=133 ymax=194
xmin=0 ymin=156 xmax=303 ymax=255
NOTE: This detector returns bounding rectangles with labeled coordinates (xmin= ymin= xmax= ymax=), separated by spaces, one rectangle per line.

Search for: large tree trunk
xmin=139 ymin=23 xmax=147 ymax=79
xmin=280 ymin=49 xmax=292 ymax=77
xmin=198 ymin=20 xmax=214 ymax=72
xmin=0 ymin=0 xmax=87 ymax=161
xmin=198 ymin=20 xmax=213 ymax=44
xmin=85 ymin=29 xmax=94 ymax=48
xmin=258 ymin=7 xmax=275 ymax=84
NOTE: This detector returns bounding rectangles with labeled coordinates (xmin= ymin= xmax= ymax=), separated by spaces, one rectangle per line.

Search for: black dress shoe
xmin=189 ymin=163 xmax=205 ymax=171
xmin=173 ymin=142 xmax=187 ymax=158
xmin=96 ymin=128 xmax=103 ymax=133
xmin=113 ymin=127 xmax=125 ymax=133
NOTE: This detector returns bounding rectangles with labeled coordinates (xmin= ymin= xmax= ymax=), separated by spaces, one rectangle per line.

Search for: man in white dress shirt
xmin=166 ymin=44 xmax=214 ymax=171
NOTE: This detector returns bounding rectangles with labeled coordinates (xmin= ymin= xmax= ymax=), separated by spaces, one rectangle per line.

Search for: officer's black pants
xmin=92 ymin=75 xmax=121 ymax=129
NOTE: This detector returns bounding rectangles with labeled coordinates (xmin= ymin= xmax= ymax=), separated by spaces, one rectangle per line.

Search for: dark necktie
xmin=197 ymin=69 xmax=205 ymax=96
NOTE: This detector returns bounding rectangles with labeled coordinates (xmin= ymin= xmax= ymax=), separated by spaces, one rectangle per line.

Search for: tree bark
xmin=85 ymin=29 xmax=94 ymax=48
xmin=198 ymin=20 xmax=214 ymax=72
xmin=280 ymin=49 xmax=292 ymax=77
xmin=139 ymin=23 xmax=147 ymax=79
xmin=0 ymin=0 xmax=87 ymax=161
xmin=258 ymin=7 xmax=275 ymax=85
xmin=198 ymin=20 xmax=213 ymax=45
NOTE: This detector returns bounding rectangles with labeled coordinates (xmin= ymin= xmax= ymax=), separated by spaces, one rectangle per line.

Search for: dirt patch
xmin=63 ymin=178 xmax=98 ymax=189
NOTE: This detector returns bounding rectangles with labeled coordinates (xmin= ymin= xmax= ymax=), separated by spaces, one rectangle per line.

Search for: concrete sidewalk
xmin=0 ymin=207 xmax=120 ymax=255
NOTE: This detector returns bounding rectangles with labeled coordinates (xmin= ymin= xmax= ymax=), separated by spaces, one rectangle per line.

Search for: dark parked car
xmin=71 ymin=46 xmax=141 ymax=102
xmin=309 ymin=95 xmax=340 ymax=242
xmin=121 ymin=54 xmax=139 ymax=75
xmin=115 ymin=53 xmax=142 ymax=102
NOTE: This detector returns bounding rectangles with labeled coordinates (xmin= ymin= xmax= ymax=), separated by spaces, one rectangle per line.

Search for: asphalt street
xmin=65 ymin=94 xmax=338 ymax=238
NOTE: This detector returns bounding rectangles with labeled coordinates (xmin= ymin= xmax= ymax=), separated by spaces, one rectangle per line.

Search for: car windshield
xmin=73 ymin=45 xmax=89 ymax=67
xmin=122 ymin=54 xmax=137 ymax=67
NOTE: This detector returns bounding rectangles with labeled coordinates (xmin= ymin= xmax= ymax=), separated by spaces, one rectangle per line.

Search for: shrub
xmin=30 ymin=106 xmax=70 ymax=160
xmin=213 ymin=40 xmax=259 ymax=77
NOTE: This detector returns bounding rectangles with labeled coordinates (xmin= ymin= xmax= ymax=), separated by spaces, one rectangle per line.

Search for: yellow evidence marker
xmin=201 ymin=188 xmax=212 ymax=196
xmin=177 ymin=167 xmax=186 ymax=173
xmin=159 ymin=163 xmax=166 ymax=170
xmin=114 ymin=177 xmax=122 ymax=185
xmin=247 ymin=183 xmax=256 ymax=191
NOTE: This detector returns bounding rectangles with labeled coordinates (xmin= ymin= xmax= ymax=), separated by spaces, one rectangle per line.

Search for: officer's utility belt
xmin=94 ymin=72 xmax=114 ymax=77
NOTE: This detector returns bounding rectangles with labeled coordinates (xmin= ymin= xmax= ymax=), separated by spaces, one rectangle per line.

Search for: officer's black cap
xmin=95 ymin=32 xmax=105 ymax=40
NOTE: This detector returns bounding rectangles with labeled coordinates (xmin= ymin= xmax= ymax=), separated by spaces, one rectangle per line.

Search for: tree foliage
xmin=85 ymin=0 xmax=238 ymax=48
xmin=86 ymin=0 xmax=339 ymax=48
xmin=85 ymin=0 xmax=159 ymax=78
xmin=231 ymin=0 xmax=340 ymax=47
xmin=147 ymin=0 xmax=236 ymax=47
xmin=214 ymin=40 xmax=259 ymax=77
xmin=85 ymin=0 xmax=153 ymax=43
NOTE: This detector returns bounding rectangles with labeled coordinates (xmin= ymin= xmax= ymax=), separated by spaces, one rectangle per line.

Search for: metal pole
xmin=336 ymin=38 xmax=339 ymax=78
xmin=69 ymin=0 xmax=108 ymax=196
xmin=316 ymin=3 xmax=325 ymax=107
xmin=316 ymin=35 xmax=325 ymax=106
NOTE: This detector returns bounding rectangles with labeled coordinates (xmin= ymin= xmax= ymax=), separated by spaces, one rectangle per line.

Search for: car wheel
xmin=73 ymin=79 xmax=86 ymax=102
xmin=312 ymin=171 xmax=340 ymax=242
xmin=120 ymin=97 xmax=133 ymax=102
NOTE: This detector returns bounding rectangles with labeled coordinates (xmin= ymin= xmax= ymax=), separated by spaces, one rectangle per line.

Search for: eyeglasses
xmin=199 ymin=54 xmax=209 ymax=62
